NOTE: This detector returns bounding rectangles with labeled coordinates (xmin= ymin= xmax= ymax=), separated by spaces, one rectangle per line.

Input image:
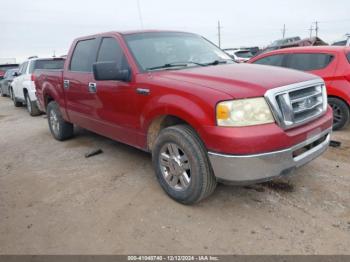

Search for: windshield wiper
xmin=203 ymin=60 xmax=231 ymax=66
xmin=146 ymin=61 xmax=205 ymax=71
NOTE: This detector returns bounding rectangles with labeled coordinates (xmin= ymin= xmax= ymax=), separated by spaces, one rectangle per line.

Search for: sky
xmin=0 ymin=0 xmax=349 ymax=63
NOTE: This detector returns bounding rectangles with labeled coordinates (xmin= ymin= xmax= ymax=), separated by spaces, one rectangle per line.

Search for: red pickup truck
xmin=34 ymin=31 xmax=333 ymax=204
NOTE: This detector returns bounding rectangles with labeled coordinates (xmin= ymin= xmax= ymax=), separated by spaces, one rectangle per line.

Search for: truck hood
xmin=156 ymin=63 xmax=320 ymax=98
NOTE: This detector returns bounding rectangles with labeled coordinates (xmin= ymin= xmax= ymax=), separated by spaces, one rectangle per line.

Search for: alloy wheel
xmin=159 ymin=143 xmax=191 ymax=191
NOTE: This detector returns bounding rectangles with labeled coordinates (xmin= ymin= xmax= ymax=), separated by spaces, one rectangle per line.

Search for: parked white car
xmin=223 ymin=48 xmax=254 ymax=63
xmin=10 ymin=57 xmax=64 ymax=116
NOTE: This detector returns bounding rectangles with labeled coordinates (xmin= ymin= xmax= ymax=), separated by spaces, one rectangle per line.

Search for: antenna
xmin=137 ymin=0 xmax=144 ymax=29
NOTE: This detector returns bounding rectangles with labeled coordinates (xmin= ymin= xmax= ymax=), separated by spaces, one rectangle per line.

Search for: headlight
xmin=216 ymin=97 xmax=275 ymax=127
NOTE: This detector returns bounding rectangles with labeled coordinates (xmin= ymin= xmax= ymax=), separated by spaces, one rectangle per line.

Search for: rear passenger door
xmin=64 ymin=38 xmax=100 ymax=128
xmin=13 ymin=61 xmax=28 ymax=100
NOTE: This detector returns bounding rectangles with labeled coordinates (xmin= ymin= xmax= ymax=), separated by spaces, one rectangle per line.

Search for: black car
xmin=0 ymin=68 xmax=19 ymax=97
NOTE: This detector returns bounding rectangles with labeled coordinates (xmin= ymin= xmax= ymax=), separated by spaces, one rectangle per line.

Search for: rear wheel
xmin=328 ymin=97 xmax=350 ymax=130
xmin=12 ymin=90 xmax=22 ymax=107
xmin=47 ymin=101 xmax=74 ymax=141
xmin=152 ymin=125 xmax=217 ymax=205
xmin=25 ymin=93 xmax=41 ymax=116
xmin=9 ymin=87 xmax=14 ymax=100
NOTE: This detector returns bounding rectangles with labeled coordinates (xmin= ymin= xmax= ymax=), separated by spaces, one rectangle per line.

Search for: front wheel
xmin=328 ymin=97 xmax=350 ymax=130
xmin=47 ymin=101 xmax=74 ymax=141
xmin=152 ymin=125 xmax=217 ymax=205
xmin=25 ymin=93 xmax=41 ymax=116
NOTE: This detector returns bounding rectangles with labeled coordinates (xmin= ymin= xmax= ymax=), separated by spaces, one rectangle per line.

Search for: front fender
xmin=141 ymin=94 xmax=215 ymax=143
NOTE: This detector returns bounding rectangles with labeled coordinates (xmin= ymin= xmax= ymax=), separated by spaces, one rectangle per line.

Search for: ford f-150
xmin=34 ymin=31 xmax=333 ymax=204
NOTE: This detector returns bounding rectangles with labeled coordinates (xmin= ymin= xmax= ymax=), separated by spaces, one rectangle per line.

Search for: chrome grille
xmin=265 ymin=79 xmax=328 ymax=129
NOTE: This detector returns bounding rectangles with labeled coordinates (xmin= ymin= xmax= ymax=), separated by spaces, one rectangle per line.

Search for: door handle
xmin=88 ymin=82 xmax=97 ymax=93
xmin=136 ymin=88 xmax=150 ymax=96
xmin=63 ymin=80 xmax=70 ymax=89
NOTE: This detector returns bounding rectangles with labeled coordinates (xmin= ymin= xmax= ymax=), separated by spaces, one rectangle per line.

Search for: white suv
xmin=10 ymin=57 xmax=64 ymax=116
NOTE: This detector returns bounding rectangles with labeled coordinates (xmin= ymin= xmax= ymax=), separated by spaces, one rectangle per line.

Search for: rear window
xmin=29 ymin=59 xmax=64 ymax=73
xmin=70 ymin=39 xmax=98 ymax=72
xmin=235 ymin=51 xmax=253 ymax=59
xmin=287 ymin=53 xmax=333 ymax=71
xmin=252 ymin=54 xmax=285 ymax=67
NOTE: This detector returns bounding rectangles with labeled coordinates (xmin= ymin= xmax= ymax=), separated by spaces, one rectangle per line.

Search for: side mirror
xmin=13 ymin=72 xmax=19 ymax=77
xmin=93 ymin=62 xmax=131 ymax=82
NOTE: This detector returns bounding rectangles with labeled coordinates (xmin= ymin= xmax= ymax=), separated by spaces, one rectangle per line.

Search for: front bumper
xmin=208 ymin=128 xmax=331 ymax=185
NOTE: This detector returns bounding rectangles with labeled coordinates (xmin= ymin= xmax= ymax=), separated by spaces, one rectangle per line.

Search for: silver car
xmin=0 ymin=69 xmax=19 ymax=97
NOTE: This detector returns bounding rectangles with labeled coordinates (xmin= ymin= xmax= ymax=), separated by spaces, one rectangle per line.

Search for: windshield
xmin=4 ymin=69 xmax=18 ymax=78
xmin=235 ymin=51 xmax=253 ymax=59
xmin=124 ymin=32 xmax=233 ymax=71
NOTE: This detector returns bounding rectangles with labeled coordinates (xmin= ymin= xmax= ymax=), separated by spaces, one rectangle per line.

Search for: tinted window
xmin=253 ymin=54 xmax=285 ymax=66
xmin=287 ymin=53 xmax=333 ymax=71
xmin=97 ymin=38 xmax=129 ymax=69
xmin=235 ymin=51 xmax=253 ymax=59
xmin=70 ymin=39 xmax=98 ymax=72
xmin=20 ymin=62 xmax=28 ymax=74
xmin=29 ymin=59 xmax=65 ymax=73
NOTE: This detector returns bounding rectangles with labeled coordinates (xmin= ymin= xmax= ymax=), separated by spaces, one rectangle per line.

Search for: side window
xmin=20 ymin=62 xmax=28 ymax=74
xmin=287 ymin=53 xmax=333 ymax=71
xmin=97 ymin=37 xmax=129 ymax=70
xmin=253 ymin=54 xmax=285 ymax=67
xmin=70 ymin=39 xmax=98 ymax=72
xmin=346 ymin=52 xmax=350 ymax=64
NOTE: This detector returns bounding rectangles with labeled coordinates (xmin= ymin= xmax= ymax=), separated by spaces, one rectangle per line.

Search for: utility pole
xmin=308 ymin=24 xmax=313 ymax=38
xmin=314 ymin=21 xmax=319 ymax=37
xmin=217 ymin=20 xmax=222 ymax=48
xmin=282 ymin=24 xmax=286 ymax=39
xmin=136 ymin=0 xmax=144 ymax=29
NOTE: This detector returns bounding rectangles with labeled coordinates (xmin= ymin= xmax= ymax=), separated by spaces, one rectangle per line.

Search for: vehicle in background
xmin=260 ymin=37 xmax=328 ymax=55
xmin=34 ymin=31 xmax=332 ymax=204
xmin=249 ymin=46 xmax=350 ymax=130
xmin=0 ymin=64 xmax=19 ymax=80
xmin=0 ymin=68 xmax=19 ymax=97
xmin=332 ymin=34 xmax=350 ymax=46
xmin=223 ymin=49 xmax=253 ymax=62
xmin=10 ymin=57 xmax=65 ymax=116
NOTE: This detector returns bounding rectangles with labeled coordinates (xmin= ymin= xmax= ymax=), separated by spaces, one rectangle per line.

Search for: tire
xmin=25 ymin=93 xmax=41 ymax=116
xmin=47 ymin=101 xmax=74 ymax=141
xmin=9 ymin=87 xmax=14 ymax=100
xmin=0 ymin=86 xmax=4 ymax=97
xmin=328 ymin=97 xmax=350 ymax=131
xmin=152 ymin=125 xmax=217 ymax=205
xmin=12 ymin=90 xmax=22 ymax=107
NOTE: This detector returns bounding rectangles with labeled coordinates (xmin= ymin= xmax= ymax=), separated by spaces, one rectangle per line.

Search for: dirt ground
xmin=0 ymin=96 xmax=349 ymax=255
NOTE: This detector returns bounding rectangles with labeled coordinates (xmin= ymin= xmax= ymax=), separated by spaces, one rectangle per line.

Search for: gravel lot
xmin=0 ymin=96 xmax=349 ymax=255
